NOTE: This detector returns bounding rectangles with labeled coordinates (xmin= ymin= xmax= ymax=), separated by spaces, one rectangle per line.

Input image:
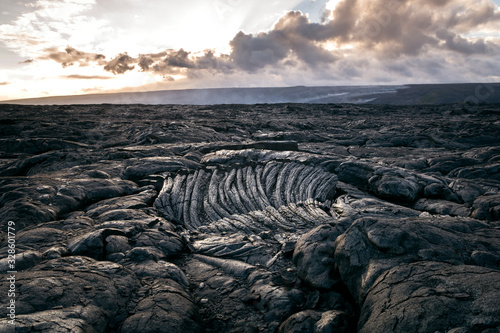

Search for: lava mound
xmin=155 ymin=161 xmax=337 ymax=234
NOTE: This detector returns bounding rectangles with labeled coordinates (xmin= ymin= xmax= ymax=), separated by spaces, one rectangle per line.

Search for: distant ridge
xmin=2 ymin=83 xmax=500 ymax=105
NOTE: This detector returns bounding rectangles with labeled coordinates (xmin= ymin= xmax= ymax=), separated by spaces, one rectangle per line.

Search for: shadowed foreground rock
xmin=358 ymin=262 xmax=500 ymax=333
xmin=1 ymin=103 xmax=499 ymax=332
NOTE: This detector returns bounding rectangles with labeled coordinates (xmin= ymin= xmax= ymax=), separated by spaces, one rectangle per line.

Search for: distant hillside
xmin=357 ymin=83 xmax=500 ymax=105
xmin=2 ymin=83 xmax=500 ymax=105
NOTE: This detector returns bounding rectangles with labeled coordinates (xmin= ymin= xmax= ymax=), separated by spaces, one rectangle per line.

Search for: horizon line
xmin=3 ymin=81 xmax=499 ymax=104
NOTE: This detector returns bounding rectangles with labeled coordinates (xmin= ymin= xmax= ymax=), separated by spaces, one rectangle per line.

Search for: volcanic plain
xmin=1 ymin=102 xmax=500 ymax=332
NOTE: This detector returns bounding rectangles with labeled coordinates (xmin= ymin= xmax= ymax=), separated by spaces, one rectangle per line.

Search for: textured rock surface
xmin=1 ymin=103 xmax=499 ymax=332
xmin=358 ymin=262 xmax=500 ymax=333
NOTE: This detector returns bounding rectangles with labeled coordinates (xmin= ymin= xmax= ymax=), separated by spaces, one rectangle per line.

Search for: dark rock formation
xmin=358 ymin=262 xmax=500 ymax=333
xmin=1 ymin=103 xmax=499 ymax=332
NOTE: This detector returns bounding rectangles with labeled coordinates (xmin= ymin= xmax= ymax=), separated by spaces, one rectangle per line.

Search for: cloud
xmin=159 ymin=49 xmax=196 ymax=69
xmin=436 ymin=29 xmax=492 ymax=54
xmin=31 ymin=0 xmax=500 ymax=86
xmin=60 ymin=74 xmax=113 ymax=79
xmin=347 ymin=0 xmax=500 ymax=57
xmin=229 ymin=31 xmax=290 ymax=72
xmin=103 ymin=53 xmax=135 ymax=74
xmin=228 ymin=8 xmax=357 ymax=72
xmin=138 ymin=51 xmax=167 ymax=71
xmin=133 ymin=49 xmax=233 ymax=77
xmin=41 ymin=46 xmax=106 ymax=67
xmin=39 ymin=46 xmax=106 ymax=67
xmin=0 ymin=82 xmax=10 ymax=85
xmin=0 ymin=0 xmax=107 ymax=58
xmin=445 ymin=0 xmax=500 ymax=32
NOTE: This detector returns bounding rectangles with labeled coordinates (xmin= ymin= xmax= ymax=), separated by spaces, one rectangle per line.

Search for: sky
xmin=0 ymin=0 xmax=500 ymax=101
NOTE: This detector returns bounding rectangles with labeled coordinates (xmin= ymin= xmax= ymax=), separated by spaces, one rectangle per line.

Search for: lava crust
xmin=1 ymin=103 xmax=500 ymax=333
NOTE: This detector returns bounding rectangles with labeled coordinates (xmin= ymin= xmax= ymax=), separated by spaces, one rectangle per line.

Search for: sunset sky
xmin=1 ymin=0 xmax=500 ymax=101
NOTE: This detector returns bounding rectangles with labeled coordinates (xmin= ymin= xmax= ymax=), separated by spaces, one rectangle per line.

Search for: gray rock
xmin=121 ymin=279 xmax=201 ymax=333
xmin=105 ymin=235 xmax=131 ymax=255
xmin=16 ymin=227 xmax=67 ymax=253
xmin=68 ymin=229 xmax=126 ymax=259
xmin=423 ymin=182 xmax=462 ymax=203
xmin=471 ymin=250 xmax=500 ymax=268
xmin=455 ymin=167 xmax=489 ymax=179
xmin=0 ymin=250 xmax=41 ymax=272
xmin=0 ymin=151 xmax=67 ymax=177
xmin=293 ymin=225 xmax=341 ymax=289
xmin=450 ymin=179 xmax=486 ymax=204
xmin=123 ymin=246 xmax=166 ymax=262
xmin=86 ymin=170 xmax=111 ymax=179
xmin=0 ymin=199 xmax=58 ymax=230
xmin=358 ymin=262 xmax=500 ymax=333
xmin=278 ymin=310 xmax=353 ymax=333
xmin=69 ymin=178 xmax=138 ymax=202
xmin=0 ymin=305 xmax=107 ymax=333
xmin=2 ymin=103 xmax=500 ymax=332
xmin=0 ymin=257 xmax=139 ymax=331
xmin=155 ymin=161 xmax=337 ymax=232
xmin=43 ymin=246 xmax=70 ymax=259
xmin=331 ymin=194 xmax=420 ymax=219
xmin=85 ymin=188 xmax=158 ymax=218
xmin=192 ymin=233 xmax=273 ymax=266
xmin=337 ymin=161 xmax=375 ymax=189
xmin=0 ymin=178 xmax=138 ymax=230
xmin=334 ymin=216 xmax=500 ymax=303
xmin=369 ymin=174 xmax=420 ymax=203
xmin=94 ymin=208 xmax=159 ymax=223
xmin=278 ymin=310 xmax=322 ymax=333
xmin=97 ymin=219 xmax=155 ymax=234
xmin=314 ymin=310 xmax=352 ymax=333
xmin=131 ymin=229 xmax=185 ymax=257
xmin=426 ymin=156 xmax=480 ymax=175
xmin=414 ymin=198 xmax=471 ymax=217
xmin=125 ymin=260 xmax=189 ymax=287
xmin=123 ymin=156 xmax=199 ymax=180
xmin=472 ymin=194 xmax=500 ymax=220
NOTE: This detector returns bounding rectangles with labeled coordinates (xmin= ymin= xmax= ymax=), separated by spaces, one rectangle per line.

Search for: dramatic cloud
xmin=1 ymin=0 xmax=499 ymax=100
xmin=42 ymin=46 xmax=106 ymax=67
xmin=223 ymin=0 xmax=500 ymax=64
xmin=225 ymin=3 xmax=364 ymax=72
xmin=47 ymin=0 xmax=499 ymax=82
xmin=348 ymin=0 xmax=500 ymax=56
xmin=149 ymin=49 xmax=233 ymax=76
xmin=102 ymin=49 xmax=233 ymax=78
xmin=436 ymin=29 xmax=491 ymax=54
xmin=138 ymin=51 xmax=168 ymax=72
xmin=103 ymin=53 xmax=135 ymax=74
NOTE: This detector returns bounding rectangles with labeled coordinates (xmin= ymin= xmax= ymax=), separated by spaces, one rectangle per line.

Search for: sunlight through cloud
xmin=0 ymin=0 xmax=499 ymax=100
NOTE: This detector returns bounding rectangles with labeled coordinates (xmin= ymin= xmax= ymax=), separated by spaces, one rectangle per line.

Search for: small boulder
xmin=68 ymin=229 xmax=126 ymax=259
xmin=293 ymin=225 xmax=341 ymax=289
xmin=471 ymin=194 xmax=500 ymax=220
xmin=369 ymin=175 xmax=420 ymax=203
xmin=337 ymin=161 xmax=375 ymax=189
xmin=414 ymin=199 xmax=471 ymax=217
